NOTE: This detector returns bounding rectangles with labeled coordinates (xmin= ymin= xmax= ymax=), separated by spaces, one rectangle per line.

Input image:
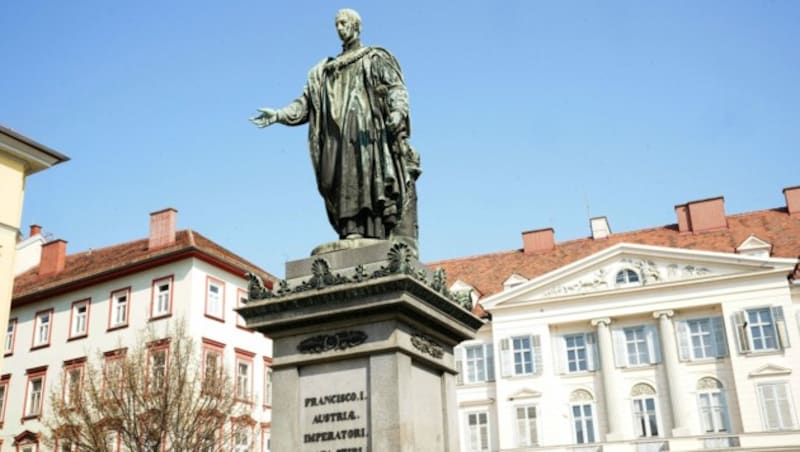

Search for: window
xmin=103 ymin=349 xmax=126 ymax=398
xmin=571 ymin=403 xmax=596 ymax=444
xmin=733 ymin=307 xmax=790 ymax=354
xmin=148 ymin=341 xmax=169 ymax=393
xmin=677 ymin=317 xmax=727 ymax=361
xmin=696 ymin=378 xmax=729 ymax=433
xmin=63 ymin=358 xmax=86 ymax=407
xmin=263 ymin=359 xmax=273 ymax=407
xmin=233 ymin=423 xmax=253 ymax=452
xmin=203 ymin=340 xmax=224 ymax=386
xmin=500 ymin=335 xmax=541 ymax=377
xmin=613 ymin=325 xmax=661 ymax=367
xmin=24 ymin=367 xmax=47 ymax=418
xmin=205 ymin=277 xmax=225 ymax=321
xmin=615 ymin=268 xmax=640 ymax=286
xmin=32 ymin=309 xmax=54 ymax=348
xmin=151 ymin=276 xmax=173 ymax=319
xmin=108 ymin=288 xmax=131 ymax=330
xmin=235 ymin=349 xmax=254 ymax=402
xmin=560 ymin=333 xmax=598 ymax=373
xmin=69 ymin=299 xmax=90 ymax=339
xmin=4 ymin=318 xmax=16 ymax=355
xmin=237 ymin=288 xmax=250 ymax=329
xmin=0 ymin=374 xmax=9 ymax=426
xmin=758 ymin=382 xmax=796 ymax=430
xmin=514 ymin=404 xmax=538 ymax=447
xmin=465 ymin=411 xmax=490 ymax=452
xmin=456 ymin=343 xmax=495 ymax=384
xmin=631 ymin=384 xmax=659 ymax=437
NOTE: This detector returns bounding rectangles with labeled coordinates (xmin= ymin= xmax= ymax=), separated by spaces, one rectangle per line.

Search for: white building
xmin=436 ymin=188 xmax=800 ymax=451
xmin=1 ymin=209 xmax=276 ymax=452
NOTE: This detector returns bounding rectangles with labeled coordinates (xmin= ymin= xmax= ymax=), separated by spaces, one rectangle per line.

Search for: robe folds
xmin=279 ymin=47 xmax=415 ymax=240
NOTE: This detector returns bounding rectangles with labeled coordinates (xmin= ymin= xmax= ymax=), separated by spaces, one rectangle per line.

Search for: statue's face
xmin=335 ymin=14 xmax=358 ymax=43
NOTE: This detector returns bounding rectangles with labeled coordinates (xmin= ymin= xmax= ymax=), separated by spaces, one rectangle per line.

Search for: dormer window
xmin=615 ymin=269 xmax=640 ymax=286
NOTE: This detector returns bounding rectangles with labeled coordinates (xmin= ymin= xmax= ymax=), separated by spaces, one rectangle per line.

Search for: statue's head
xmin=335 ymin=8 xmax=362 ymax=43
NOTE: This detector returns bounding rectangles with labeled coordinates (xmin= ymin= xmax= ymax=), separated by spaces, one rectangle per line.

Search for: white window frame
xmin=25 ymin=374 xmax=46 ymax=417
xmin=632 ymin=395 xmax=661 ymax=437
xmin=206 ymin=278 xmax=225 ymax=321
xmin=70 ymin=299 xmax=90 ymax=339
xmin=4 ymin=318 xmax=16 ymax=355
xmin=457 ymin=343 xmax=495 ymax=384
xmin=464 ymin=410 xmax=491 ymax=452
xmin=570 ymin=402 xmax=596 ymax=444
xmin=677 ymin=316 xmax=727 ymax=361
xmin=234 ymin=423 xmax=252 ymax=452
xmin=148 ymin=346 xmax=169 ymax=392
xmin=109 ymin=288 xmax=130 ymax=329
xmin=32 ymin=310 xmax=53 ymax=347
xmin=63 ymin=363 xmax=85 ymax=407
xmin=613 ymin=324 xmax=660 ymax=367
xmin=514 ymin=404 xmax=539 ymax=447
xmin=236 ymin=357 xmax=253 ymax=402
xmin=0 ymin=377 xmax=8 ymax=424
xmin=151 ymin=276 xmax=173 ymax=319
xmin=625 ymin=326 xmax=650 ymax=365
xmin=615 ymin=268 xmax=640 ymax=286
xmin=757 ymin=382 xmax=797 ymax=431
xmin=697 ymin=389 xmax=729 ymax=433
xmin=560 ymin=333 xmax=598 ymax=373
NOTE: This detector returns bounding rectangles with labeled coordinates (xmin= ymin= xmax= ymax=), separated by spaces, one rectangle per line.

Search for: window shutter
xmin=556 ymin=335 xmax=568 ymax=374
xmin=532 ymin=335 xmax=543 ymax=375
xmin=646 ymin=324 xmax=662 ymax=364
xmin=486 ymin=343 xmax=495 ymax=381
xmin=711 ymin=317 xmax=728 ymax=358
xmin=612 ymin=328 xmax=628 ymax=368
xmin=772 ymin=306 xmax=790 ymax=349
xmin=500 ymin=338 xmax=513 ymax=377
xmin=455 ymin=346 xmax=464 ymax=385
xmin=586 ymin=333 xmax=599 ymax=371
xmin=731 ymin=311 xmax=750 ymax=353
xmin=676 ymin=320 xmax=690 ymax=361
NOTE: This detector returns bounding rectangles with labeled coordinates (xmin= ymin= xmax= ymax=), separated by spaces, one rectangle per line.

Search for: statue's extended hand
xmin=249 ymin=108 xmax=279 ymax=128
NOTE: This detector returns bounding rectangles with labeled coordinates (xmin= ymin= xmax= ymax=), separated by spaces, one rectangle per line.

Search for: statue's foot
xmin=345 ymin=233 xmax=364 ymax=239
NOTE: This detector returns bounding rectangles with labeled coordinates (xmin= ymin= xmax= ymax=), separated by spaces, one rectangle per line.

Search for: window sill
xmin=21 ymin=414 xmax=41 ymax=423
xmin=684 ymin=356 xmax=728 ymax=366
xmin=149 ymin=313 xmax=172 ymax=322
xmin=620 ymin=363 xmax=660 ymax=372
xmin=204 ymin=314 xmax=225 ymax=324
xmin=458 ymin=380 xmax=496 ymax=387
xmin=235 ymin=398 xmax=254 ymax=405
xmin=107 ymin=324 xmax=129 ymax=332
xmin=30 ymin=343 xmax=50 ymax=351
xmin=3 ymin=352 xmax=11 ymax=358
xmin=560 ymin=370 xmax=597 ymax=378
xmin=67 ymin=334 xmax=88 ymax=342
xmin=742 ymin=349 xmax=784 ymax=357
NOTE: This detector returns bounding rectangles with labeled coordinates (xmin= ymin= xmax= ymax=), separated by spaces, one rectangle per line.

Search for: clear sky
xmin=2 ymin=1 xmax=798 ymax=277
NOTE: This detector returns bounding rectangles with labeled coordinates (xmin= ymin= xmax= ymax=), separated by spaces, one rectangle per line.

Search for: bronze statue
xmin=251 ymin=9 xmax=420 ymax=250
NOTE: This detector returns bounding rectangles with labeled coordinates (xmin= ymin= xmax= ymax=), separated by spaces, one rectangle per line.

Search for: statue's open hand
xmin=249 ymin=108 xmax=278 ymax=128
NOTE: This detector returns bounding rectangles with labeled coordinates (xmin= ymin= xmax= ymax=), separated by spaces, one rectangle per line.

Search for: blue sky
xmin=2 ymin=1 xmax=798 ymax=277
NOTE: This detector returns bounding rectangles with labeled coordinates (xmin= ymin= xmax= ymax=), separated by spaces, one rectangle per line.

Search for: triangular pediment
xmin=483 ymin=243 xmax=797 ymax=309
xmin=508 ymin=388 xmax=542 ymax=400
xmin=749 ymin=364 xmax=792 ymax=378
xmin=737 ymin=234 xmax=772 ymax=258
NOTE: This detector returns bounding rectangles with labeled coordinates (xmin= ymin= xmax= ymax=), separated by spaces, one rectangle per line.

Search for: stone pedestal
xmin=240 ymin=243 xmax=483 ymax=452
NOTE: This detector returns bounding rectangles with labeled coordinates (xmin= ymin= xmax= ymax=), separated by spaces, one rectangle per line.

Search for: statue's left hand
xmin=387 ymin=111 xmax=404 ymax=133
xmin=249 ymin=108 xmax=279 ymax=128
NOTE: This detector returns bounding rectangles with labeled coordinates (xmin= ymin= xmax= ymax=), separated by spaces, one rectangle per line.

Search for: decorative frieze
xmin=297 ymin=331 xmax=368 ymax=354
xmin=410 ymin=333 xmax=444 ymax=359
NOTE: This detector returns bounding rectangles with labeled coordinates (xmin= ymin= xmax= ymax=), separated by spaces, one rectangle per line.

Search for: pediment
xmin=484 ymin=243 xmax=797 ymax=308
xmin=508 ymin=388 xmax=542 ymax=400
xmin=737 ymin=234 xmax=772 ymax=258
xmin=503 ymin=273 xmax=528 ymax=290
xmin=749 ymin=364 xmax=792 ymax=378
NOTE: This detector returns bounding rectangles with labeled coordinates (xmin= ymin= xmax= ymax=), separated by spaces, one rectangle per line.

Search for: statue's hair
xmin=336 ymin=8 xmax=362 ymax=33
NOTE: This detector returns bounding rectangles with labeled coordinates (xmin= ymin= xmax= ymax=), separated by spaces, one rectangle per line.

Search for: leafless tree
xmin=44 ymin=321 xmax=250 ymax=451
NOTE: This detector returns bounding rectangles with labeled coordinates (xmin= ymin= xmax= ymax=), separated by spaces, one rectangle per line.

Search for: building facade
xmin=1 ymin=209 xmax=276 ymax=451
xmin=437 ymin=188 xmax=800 ymax=451
xmin=0 ymin=125 xmax=68 ymax=375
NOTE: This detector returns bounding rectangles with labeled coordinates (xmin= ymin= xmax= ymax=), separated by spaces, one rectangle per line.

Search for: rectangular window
xmin=0 ymin=375 xmax=9 ymax=426
xmin=103 ymin=349 xmax=126 ymax=399
xmin=457 ymin=343 xmax=495 ymax=384
xmin=24 ymin=368 xmax=47 ymax=418
xmin=108 ymin=288 xmax=131 ymax=330
xmin=625 ymin=327 xmax=649 ymax=365
xmin=633 ymin=397 xmax=659 ymax=437
xmin=749 ymin=308 xmax=778 ymax=351
xmin=500 ymin=335 xmax=541 ymax=377
xmin=4 ymin=318 xmax=16 ymax=355
xmin=560 ymin=333 xmax=598 ymax=373
xmin=235 ymin=349 xmax=254 ymax=402
xmin=571 ymin=403 xmax=596 ymax=444
xmin=758 ymin=382 xmax=796 ymax=430
xmin=263 ymin=359 xmax=273 ymax=407
xmin=733 ymin=307 xmax=790 ymax=353
xmin=698 ymin=391 xmax=729 ymax=433
xmin=69 ymin=299 xmax=90 ymax=339
xmin=32 ymin=309 xmax=54 ymax=348
xmin=466 ymin=411 xmax=490 ymax=452
xmin=202 ymin=339 xmax=225 ymax=389
xmin=677 ymin=317 xmax=727 ymax=361
xmin=205 ymin=277 xmax=225 ymax=321
xmin=234 ymin=424 xmax=252 ymax=452
xmin=63 ymin=359 xmax=86 ymax=407
xmin=513 ymin=336 xmax=533 ymax=375
xmin=148 ymin=343 xmax=169 ymax=393
xmin=151 ymin=276 xmax=173 ymax=319
xmin=514 ymin=404 xmax=538 ymax=447
xmin=613 ymin=324 xmax=660 ymax=367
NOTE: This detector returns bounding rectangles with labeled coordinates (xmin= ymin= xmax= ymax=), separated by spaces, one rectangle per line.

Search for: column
xmin=653 ymin=310 xmax=690 ymax=436
xmin=591 ymin=318 xmax=624 ymax=441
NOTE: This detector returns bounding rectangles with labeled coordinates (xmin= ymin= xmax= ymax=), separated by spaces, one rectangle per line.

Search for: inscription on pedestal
xmin=300 ymin=359 xmax=369 ymax=452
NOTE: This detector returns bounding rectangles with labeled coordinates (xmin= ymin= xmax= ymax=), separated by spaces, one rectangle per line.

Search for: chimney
xmin=40 ymin=239 xmax=67 ymax=276
xmin=675 ymin=196 xmax=727 ymax=233
xmin=149 ymin=208 xmax=178 ymax=250
xmin=29 ymin=224 xmax=42 ymax=237
xmin=784 ymin=186 xmax=800 ymax=216
xmin=522 ymin=228 xmax=555 ymax=253
xmin=590 ymin=217 xmax=611 ymax=239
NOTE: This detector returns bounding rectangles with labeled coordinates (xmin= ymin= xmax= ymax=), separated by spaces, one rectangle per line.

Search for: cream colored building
xmin=0 ymin=125 xmax=68 ymax=376
xmin=438 ymin=188 xmax=800 ymax=451
xmin=1 ymin=209 xmax=276 ymax=451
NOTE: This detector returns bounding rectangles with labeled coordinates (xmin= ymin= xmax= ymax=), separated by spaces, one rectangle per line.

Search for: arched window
xmin=569 ymin=390 xmax=596 ymax=444
xmin=697 ymin=378 xmax=729 ymax=433
xmin=631 ymin=383 xmax=659 ymax=437
xmin=615 ymin=269 xmax=640 ymax=286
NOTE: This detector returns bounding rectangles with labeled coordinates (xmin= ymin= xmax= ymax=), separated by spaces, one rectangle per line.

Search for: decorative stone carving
xmin=569 ymin=389 xmax=594 ymax=402
xmin=543 ymin=269 xmax=608 ymax=297
xmin=410 ymin=333 xmax=444 ymax=359
xmin=622 ymin=258 xmax=661 ymax=284
xmin=297 ymin=331 xmax=367 ymax=354
xmin=667 ymin=263 xmax=712 ymax=279
xmin=630 ymin=383 xmax=656 ymax=397
xmin=696 ymin=377 xmax=723 ymax=390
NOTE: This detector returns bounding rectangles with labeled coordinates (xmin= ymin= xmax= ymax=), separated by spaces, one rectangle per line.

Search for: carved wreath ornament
xmin=297 ymin=331 xmax=368 ymax=354
xmin=411 ymin=333 xmax=444 ymax=359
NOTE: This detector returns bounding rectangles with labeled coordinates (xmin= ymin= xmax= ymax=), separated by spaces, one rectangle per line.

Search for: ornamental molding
xmin=697 ymin=377 xmax=724 ymax=390
xmin=410 ymin=333 xmax=444 ymax=359
xmin=508 ymin=388 xmax=542 ymax=401
xmin=569 ymin=389 xmax=594 ymax=402
xmin=297 ymin=331 xmax=367 ymax=354
xmin=631 ymin=383 xmax=656 ymax=397
xmin=749 ymin=364 xmax=792 ymax=378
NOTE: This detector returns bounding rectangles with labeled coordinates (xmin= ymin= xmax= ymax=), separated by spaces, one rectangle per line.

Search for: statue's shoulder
xmin=366 ymin=47 xmax=402 ymax=69
xmin=309 ymin=57 xmax=332 ymax=76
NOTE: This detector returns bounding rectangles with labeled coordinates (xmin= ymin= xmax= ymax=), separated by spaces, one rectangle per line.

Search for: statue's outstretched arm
xmin=249 ymin=85 xmax=311 ymax=128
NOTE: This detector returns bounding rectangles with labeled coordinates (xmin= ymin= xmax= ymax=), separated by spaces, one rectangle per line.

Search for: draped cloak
xmin=278 ymin=47 xmax=414 ymax=240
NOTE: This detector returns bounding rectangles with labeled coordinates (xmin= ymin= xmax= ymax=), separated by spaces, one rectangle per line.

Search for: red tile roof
xmin=428 ymin=208 xmax=800 ymax=299
xmin=13 ymin=230 xmax=277 ymax=305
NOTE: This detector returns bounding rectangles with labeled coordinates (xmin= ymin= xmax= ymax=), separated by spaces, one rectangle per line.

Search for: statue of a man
xmin=250 ymin=9 xmax=420 ymax=250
